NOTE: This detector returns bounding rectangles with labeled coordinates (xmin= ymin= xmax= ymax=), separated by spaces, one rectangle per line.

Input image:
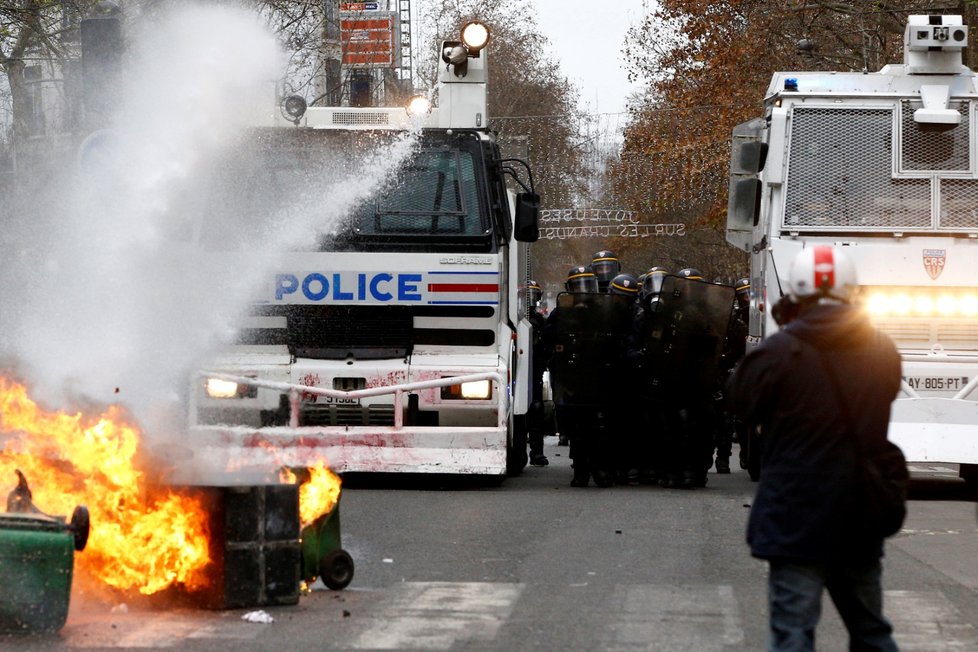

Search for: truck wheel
xmin=960 ymin=463 xmax=978 ymax=487
xmin=70 ymin=505 xmax=90 ymax=551
xmin=320 ymin=549 xmax=354 ymax=590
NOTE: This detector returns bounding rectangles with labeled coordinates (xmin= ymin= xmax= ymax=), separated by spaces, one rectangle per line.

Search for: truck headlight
xmin=862 ymin=287 xmax=978 ymax=318
xmin=204 ymin=377 xmax=257 ymax=399
xmin=441 ymin=379 xmax=492 ymax=400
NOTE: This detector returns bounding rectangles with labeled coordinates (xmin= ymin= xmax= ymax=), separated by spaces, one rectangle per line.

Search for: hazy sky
xmin=533 ymin=0 xmax=648 ymax=116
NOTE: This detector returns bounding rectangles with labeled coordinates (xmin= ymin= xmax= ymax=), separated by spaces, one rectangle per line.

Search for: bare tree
xmin=613 ymin=0 xmax=967 ymax=278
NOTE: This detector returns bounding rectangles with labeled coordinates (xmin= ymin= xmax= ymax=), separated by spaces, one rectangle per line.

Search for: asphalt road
xmin=8 ymin=437 xmax=978 ymax=651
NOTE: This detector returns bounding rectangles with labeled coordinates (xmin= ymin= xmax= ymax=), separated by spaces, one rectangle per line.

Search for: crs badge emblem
xmin=923 ymin=249 xmax=946 ymax=280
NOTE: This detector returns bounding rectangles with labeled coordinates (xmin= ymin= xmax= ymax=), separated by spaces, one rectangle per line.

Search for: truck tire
xmin=960 ymin=463 xmax=978 ymax=487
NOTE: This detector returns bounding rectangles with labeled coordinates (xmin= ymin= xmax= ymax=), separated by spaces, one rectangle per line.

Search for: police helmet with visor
xmin=590 ymin=250 xmax=621 ymax=282
xmin=735 ymin=277 xmax=750 ymax=310
xmin=641 ymin=267 xmax=669 ymax=299
xmin=526 ymin=280 xmax=543 ymax=307
xmin=609 ymin=273 xmax=640 ymax=297
xmin=565 ymin=265 xmax=598 ymax=293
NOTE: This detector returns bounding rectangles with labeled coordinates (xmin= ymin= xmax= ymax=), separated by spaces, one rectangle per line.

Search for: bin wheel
xmin=320 ymin=549 xmax=354 ymax=590
xmin=70 ymin=505 xmax=90 ymax=551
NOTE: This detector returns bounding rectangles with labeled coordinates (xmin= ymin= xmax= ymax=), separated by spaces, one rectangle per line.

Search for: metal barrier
xmin=197 ymin=370 xmax=507 ymax=430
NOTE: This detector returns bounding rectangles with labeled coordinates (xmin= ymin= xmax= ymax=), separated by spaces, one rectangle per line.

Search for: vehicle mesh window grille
xmin=332 ymin=112 xmax=389 ymax=125
xmin=358 ymin=151 xmax=487 ymax=235
xmin=900 ymin=101 xmax=970 ymax=172
xmin=937 ymin=178 xmax=978 ymax=229
xmin=784 ymin=108 xmax=931 ymax=230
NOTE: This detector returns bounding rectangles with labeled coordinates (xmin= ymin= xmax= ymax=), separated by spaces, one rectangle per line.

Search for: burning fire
xmin=1 ymin=375 xmax=343 ymax=597
xmin=0 ymin=376 xmax=211 ymax=595
xmin=280 ymin=462 xmax=342 ymax=527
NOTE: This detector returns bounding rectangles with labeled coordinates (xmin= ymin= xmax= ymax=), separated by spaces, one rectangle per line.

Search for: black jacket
xmin=727 ymin=303 xmax=901 ymax=563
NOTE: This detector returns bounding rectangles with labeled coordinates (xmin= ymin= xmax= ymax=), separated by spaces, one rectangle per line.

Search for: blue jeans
xmin=768 ymin=559 xmax=898 ymax=652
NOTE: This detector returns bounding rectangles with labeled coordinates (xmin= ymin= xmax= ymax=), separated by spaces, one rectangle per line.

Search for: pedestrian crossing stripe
xmin=347 ymin=582 xmax=524 ymax=649
xmin=601 ymin=584 xmax=744 ymax=652
xmin=57 ymin=583 xmax=978 ymax=649
xmin=886 ymin=590 xmax=978 ymax=651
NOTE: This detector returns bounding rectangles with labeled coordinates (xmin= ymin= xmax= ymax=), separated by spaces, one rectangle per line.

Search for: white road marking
xmin=347 ymin=581 xmax=524 ymax=649
xmin=601 ymin=584 xmax=744 ymax=651
xmin=888 ymin=590 xmax=978 ymax=651
xmin=66 ymin=611 xmax=258 ymax=648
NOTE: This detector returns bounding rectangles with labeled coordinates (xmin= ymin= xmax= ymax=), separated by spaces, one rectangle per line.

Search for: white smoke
xmin=0 ymin=4 xmax=419 ymax=443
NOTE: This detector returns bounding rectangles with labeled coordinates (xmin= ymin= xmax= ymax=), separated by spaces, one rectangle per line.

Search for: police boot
xmin=530 ymin=453 xmax=549 ymax=467
xmin=681 ymin=470 xmax=707 ymax=489
xmin=639 ymin=469 xmax=659 ymax=485
xmin=659 ymin=472 xmax=680 ymax=489
xmin=715 ymin=457 xmax=730 ymax=474
xmin=622 ymin=468 xmax=640 ymax=485
xmin=570 ymin=463 xmax=590 ymax=487
xmin=592 ymin=468 xmax=615 ymax=488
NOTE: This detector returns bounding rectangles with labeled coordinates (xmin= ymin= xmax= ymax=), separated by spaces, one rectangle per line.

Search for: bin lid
xmin=0 ymin=513 xmax=68 ymax=533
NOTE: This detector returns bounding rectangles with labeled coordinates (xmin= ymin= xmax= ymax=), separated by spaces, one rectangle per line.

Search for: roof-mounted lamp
xmin=441 ymin=20 xmax=492 ymax=78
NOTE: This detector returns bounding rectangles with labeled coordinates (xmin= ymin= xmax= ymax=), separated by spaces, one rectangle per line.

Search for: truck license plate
xmin=903 ymin=376 xmax=970 ymax=391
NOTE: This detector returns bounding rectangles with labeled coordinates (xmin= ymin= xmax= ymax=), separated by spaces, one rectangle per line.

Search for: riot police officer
xmin=630 ymin=266 xmax=670 ymax=484
xmin=725 ymin=278 xmax=756 ymax=477
xmin=526 ymin=279 xmax=549 ymax=467
xmin=590 ymin=250 xmax=621 ymax=293
xmin=713 ymin=278 xmax=750 ymax=474
xmin=639 ymin=267 xmax=729 ymax=488
xmin=544 ymin=265 xmax=619 ymax=487
xmin=674 ymin=268 xmax=717 ymax=487
xmin=609 ymin=273 xmax=642 ymax=484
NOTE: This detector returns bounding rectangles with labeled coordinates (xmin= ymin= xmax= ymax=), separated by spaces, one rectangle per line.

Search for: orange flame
xmin=0 ymin=376 xmax=211 ymax=595
xmin=279 ymin=461 xmax=342 ymax=527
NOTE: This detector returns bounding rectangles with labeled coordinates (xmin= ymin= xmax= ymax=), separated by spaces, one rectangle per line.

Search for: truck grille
xmin=287 ymin=306 xmax=412 ymax=358
xmin=239 ymin=305 xmax=495 ymax=359
xmin=300 ymin=403 xmax=395 ymax=426
xmin=875 ymin=319 xmax=978 ymax=351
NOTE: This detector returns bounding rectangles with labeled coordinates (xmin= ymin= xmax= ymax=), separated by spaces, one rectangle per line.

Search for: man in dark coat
xmin=727 ymin=245 xmax=901 ymax=652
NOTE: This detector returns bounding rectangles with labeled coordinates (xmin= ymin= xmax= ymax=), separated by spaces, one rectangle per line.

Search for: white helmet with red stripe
xmin=787 ymin=245 xmax=857 ymax=303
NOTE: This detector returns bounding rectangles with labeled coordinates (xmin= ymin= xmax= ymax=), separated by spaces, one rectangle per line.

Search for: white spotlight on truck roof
xmin=406 ymin=94 xmax=431 ymax=117
xmin=461 ymin=21 xmax=490 ymax=52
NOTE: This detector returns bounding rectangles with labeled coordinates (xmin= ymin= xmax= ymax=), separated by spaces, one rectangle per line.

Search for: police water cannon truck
xmin=727 ymin=15 xmax=978 ymax=483
xmin=189 ymin=21 xmax=541 ymax=478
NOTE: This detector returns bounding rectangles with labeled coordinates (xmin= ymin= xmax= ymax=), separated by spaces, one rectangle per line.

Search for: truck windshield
xmin=193 ymin=129 xmax=493 ymax=252
xmin=348 ymin=149 xmax=486 ymax=237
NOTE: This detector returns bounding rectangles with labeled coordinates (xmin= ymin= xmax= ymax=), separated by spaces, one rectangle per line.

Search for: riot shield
xmin=548 ymin=292 xmax=634 ymax=406
xmin=642 ymin=277 xmax=735 ymax=396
